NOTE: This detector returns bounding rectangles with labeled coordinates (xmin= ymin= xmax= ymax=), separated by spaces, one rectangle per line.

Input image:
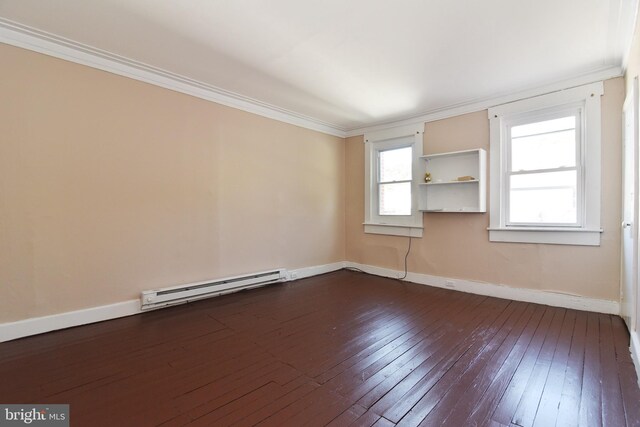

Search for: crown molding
xmin=345 ymin=65 xmax=623 ymax=137
xmin=0 ymin=18 xmax=347 ymax=138
xmin=0 ymin=18 xmax=629 ymax=140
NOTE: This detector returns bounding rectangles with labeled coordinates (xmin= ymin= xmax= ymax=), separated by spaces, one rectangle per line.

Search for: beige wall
xmin=0 ymin=44 xmax=345 ymax=322
xmin=0 ymin=40 xmax=628 ymax=324
xmin=346 ymin=78 xmax=625 ymax=301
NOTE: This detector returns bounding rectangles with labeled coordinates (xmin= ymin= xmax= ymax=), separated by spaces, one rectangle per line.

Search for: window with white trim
xmin=488 ymin=82 xmax=603 ymax=246
xmin=364 ymin=124 xmax=424 ymax=237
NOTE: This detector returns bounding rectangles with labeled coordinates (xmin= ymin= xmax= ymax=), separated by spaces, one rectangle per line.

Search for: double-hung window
xmin=488 ymin=82 xmax=603 ymax=246
xmin=506 ymin=108 xmax=582 ymax=226
xmin=364 ymin=124 xmax=424 ymax=237
xmin=378 ymin=146 xmax=412 ymax=216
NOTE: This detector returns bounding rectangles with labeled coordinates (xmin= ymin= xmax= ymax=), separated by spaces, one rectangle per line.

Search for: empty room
xmin=2 ymin=1 xmax=640 ymax=426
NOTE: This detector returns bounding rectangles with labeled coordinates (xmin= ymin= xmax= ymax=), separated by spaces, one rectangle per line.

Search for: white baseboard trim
xmin=0 ymin=260 xmax=620 ymax=343
xmin=0 ymin=300 xmax=141 ymax=343
xmin=345 ymin=262 xmax=620 ymax=315
xmin=631 ymin=331 xmax=640 ymax=388
xmin=287 ymin=262 xmax=346 ymax=281
xmin=0 ymin=261 xmax=347 ymax=343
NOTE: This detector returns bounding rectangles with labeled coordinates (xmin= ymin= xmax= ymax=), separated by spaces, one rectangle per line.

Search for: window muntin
xmin=504 ymin=109 xmax=582 ymax=227
xmin=378 ymin=146 xmax=412 ymax=215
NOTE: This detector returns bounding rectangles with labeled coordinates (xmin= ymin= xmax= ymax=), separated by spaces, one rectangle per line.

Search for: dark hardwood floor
xmin=1 ymin=270 xmax=639 ymax=426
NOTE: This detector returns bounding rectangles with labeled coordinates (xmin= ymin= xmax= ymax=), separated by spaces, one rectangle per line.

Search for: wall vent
xmin=140 ymin=269 xmax=287 ymax=310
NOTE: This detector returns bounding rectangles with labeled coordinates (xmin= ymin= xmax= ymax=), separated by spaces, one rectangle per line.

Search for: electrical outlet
xmin=444 ymin=280 xmax=455 ymax=289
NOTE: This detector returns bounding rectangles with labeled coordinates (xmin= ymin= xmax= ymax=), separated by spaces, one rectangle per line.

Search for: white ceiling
xmin=0 ymin=0 xmax=637 ymax=134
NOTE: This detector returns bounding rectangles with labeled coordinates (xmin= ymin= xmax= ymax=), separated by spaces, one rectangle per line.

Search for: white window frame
xmin=504 ymin=105 xmax=584 ymax=227
xmin=364 ymin=123 xmax=424 ymax=237
xmin=488 ymin=82 xmax=603 ymax=246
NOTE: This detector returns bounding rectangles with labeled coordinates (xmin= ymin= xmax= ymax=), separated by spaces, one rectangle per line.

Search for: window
xmin=378 ymin=146 xmax=412 ymax=215
xmin=507 ymin=110 xmax=581 ymax=226
xmin=488 ymin=82 xmax=603 ymax=246
xmin=364 ymin=124 xmax=424 ymax=237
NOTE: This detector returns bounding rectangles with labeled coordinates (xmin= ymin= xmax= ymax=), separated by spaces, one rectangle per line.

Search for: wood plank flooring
xmin=1 ymin=270 xmax=639 ymax=426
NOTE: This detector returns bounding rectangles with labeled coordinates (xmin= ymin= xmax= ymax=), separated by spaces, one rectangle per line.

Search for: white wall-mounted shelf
xmin=418 ymin=148 xmax=486 ymax=213
xmin=419 ymin=179 xmax=480 ymax=186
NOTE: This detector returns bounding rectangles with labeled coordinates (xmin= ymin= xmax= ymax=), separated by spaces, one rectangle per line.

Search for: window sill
xmin=488 ymin=227 xmax=602 ymax=246
xmin=364 ymin=223 xmax=423 ymax=238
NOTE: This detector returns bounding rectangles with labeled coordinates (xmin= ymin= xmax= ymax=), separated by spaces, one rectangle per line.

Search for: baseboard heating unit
xmin=141 ymin=269 xmax=287 ymax=310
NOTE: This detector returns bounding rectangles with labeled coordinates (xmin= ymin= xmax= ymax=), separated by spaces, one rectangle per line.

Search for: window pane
xmin=511 ymin=116 xmax=576 ymax=171
xmin=379 ymin=147 xmax=412 ymax=182
xmin=511 ymin=116 xmax=575 ymax=138
xmin=379 ymin=182 xmax=411 ymax=215
xmin=509 ymin=170 xmax=577 ymax=224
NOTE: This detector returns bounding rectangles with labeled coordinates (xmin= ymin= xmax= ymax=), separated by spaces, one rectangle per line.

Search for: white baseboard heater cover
xmin=140 ymin=269 xmax=287 ymax=310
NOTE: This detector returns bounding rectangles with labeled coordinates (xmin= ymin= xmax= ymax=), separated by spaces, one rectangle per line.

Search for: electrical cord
xmin=344 ymin=235 xmax=413 ymax=279
xmin=398 ymin=236 xmax=412 ymax=280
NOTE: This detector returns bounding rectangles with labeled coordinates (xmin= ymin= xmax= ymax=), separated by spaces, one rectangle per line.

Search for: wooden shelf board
xmin=420 ymin=208 xmax=485 ymax=213
xmin=420 ymin=180 xmax=479 ymax=186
